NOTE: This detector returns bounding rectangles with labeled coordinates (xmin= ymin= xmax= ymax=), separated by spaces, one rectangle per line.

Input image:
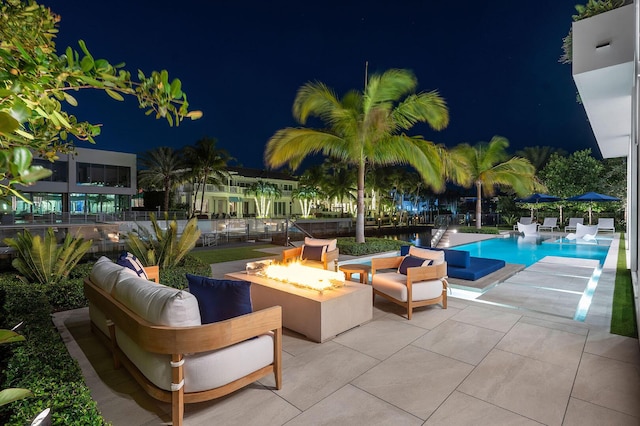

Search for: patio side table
xmin=339 ymin=263 xmax=371 ymax=284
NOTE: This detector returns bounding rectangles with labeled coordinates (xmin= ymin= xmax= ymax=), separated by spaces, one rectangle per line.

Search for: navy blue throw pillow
xmin=301 ymin=244 xmax=326 ymax=261
xmin=398 ymin=255 xmax=432 ymax=275
xmin=116 ymin=251 xmax=148 ymax=279
xmin=186 ymin=274 xmax=252 ymax=323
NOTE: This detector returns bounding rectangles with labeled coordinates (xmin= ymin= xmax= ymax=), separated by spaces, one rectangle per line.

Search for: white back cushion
xmin=91 ymin=256 xmax=127 ymax=293
xmin=304 ymin=237 xmax=337 ymax=252
xmin=112 ymin=275 xmax=201 ymax=327
xmin=408 ymin=246 xmax=445 ymax=265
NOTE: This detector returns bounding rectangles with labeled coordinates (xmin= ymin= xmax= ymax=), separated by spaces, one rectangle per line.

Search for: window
xmin=77 ymin=163 xmax=131 ymax=187
xmin=32 ymin=158 xmax=68 ymax=182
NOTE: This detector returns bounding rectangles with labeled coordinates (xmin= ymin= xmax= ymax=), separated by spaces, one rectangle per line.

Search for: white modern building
xmin=10 ymin=147 xmax=137 ymax=220
xmin=571 ymin=2 xmax=639 ymax=334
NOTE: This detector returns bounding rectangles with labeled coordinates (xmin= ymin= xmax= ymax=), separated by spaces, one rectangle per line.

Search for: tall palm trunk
xmin=356 ymin=158 xmax=365 ymax=243
xmin=475 ymin=181 xmax=482 ymax=229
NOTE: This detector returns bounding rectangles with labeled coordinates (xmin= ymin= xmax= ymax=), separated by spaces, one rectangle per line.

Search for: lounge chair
xmin=564 ymin=217 xmax=583 ymax=233
xmin=537 ymin=217 xmax=558 ymax=232
xmin=513 ymin=217 xmax=533 ymax=231
xmin=596 ymin=218 xmax=615 ymax=233
xmin=565 ymin=223 xmax=598 ymax=241
xmin=517 ymin=222 xmax=539 ymax=237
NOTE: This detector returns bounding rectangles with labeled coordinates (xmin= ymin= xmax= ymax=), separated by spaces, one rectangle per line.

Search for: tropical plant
xmin=245 ymin=181 xmax=281 ymax=218
xmin=3 ymin=228 xmax=92 ymax=285
xmin=322 ymin=160 xmax=357 ymax=215
xmin=265 ymin=68 xmax=450 ymax=243
xmin=538 ymin=149 xmax=603 ymax=198
xmin=182 ymin=137 xmax=231 ymax=216
xmin=292 ymin=185 xmax=319 ymax=217
xmin=138 ymin=146 xmax=186 ymax=212
xmin=0 ymin=0 xmax=201 ymax=202
xmin=514 ymin=145 xmax=566 ymax=171
xmin=125 ymin=213 xmax=201 ymax=269
xmin=449 ymin=136 xmax=542 ymax=229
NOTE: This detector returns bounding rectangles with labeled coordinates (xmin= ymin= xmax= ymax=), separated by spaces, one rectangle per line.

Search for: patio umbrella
xmin=565 ymin=191 xmax=621 ymax=224
xmin=515 ymin=193 xmax=562 ymax=220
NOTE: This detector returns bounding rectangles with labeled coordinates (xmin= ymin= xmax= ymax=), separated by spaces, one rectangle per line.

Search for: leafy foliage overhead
xmin=0 ymin=0 xmax=201 ymax=201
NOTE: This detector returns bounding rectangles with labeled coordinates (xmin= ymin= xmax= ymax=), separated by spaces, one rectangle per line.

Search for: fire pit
xmin=226 ymin=263 xmax=372 ymax=342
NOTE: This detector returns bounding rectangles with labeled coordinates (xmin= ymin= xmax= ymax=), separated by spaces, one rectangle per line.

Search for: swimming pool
xmin=453 ymin=235 xmax=611 ymax=267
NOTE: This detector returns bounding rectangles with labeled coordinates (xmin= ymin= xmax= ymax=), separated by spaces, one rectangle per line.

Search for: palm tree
xmin=292 ymin=185 xmax=319 ymax=217
xmin=265 ymin=68 xmax=449 ymax=243
xmin=182 ymin=137 xmax=231 ymax=217
xmin=138 ymin=147 xmax=186 ymax=212
xmin=449 ymin=136 xmax=542 ymax=229
xmin=324 ymin=165 xmax=357 ymax=214
xmin=514 ymin=145 xmax=566 ymax=171
xmin=246 ymin=181 xmax=281 ymax=218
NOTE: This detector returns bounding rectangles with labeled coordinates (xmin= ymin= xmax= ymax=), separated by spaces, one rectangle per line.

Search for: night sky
xmin=44 ymin=0 xmax=599 ymax=170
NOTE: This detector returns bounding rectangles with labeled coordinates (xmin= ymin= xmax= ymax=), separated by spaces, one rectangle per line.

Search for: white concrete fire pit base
xmin=225 ymin=271 xmax=372 ymax=343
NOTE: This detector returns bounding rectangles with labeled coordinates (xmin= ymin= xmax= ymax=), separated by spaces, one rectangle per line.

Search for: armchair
xmin=282 ymin=237 xmax=339 ymax=270
xmin=371 ymin=248 xmax=447 ymax=320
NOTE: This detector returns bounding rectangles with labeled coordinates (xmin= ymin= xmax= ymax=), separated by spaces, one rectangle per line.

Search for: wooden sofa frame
xmin=371 ymin=256 xmax=448 ymax=320
xmin=84 ymin=277 xmax=282 ymax=426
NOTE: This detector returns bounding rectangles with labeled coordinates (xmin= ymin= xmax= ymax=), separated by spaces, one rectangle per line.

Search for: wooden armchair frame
xmin=282 ymin=246 xmax=339 ymax=270
xmin=371 ymin=256 xmax=448 ymax=320
xmin=84 ymin=278 xmax=282 ymax=426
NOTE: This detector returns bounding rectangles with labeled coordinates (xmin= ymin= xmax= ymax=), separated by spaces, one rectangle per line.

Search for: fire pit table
xmin=225 ymin=268 xmax=372 ymax=343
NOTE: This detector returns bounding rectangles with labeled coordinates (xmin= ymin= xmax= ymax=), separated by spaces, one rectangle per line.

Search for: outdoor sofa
xmin=400 ymin=245 xmax=506 ymax=281
xmin=84 ymin=257 xmax=282 ymax=426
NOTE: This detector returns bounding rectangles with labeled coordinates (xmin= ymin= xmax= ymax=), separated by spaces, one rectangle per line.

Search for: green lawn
xmin=191 ymin=244 xmax=279 ymax=264
xmin=610 ymin=234 xmax=638 ymax=337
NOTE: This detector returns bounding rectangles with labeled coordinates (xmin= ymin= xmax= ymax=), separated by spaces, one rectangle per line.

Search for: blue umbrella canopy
xmin=565 ymin=191 xmax=620 ymax=202
xmin=516 ymin=193 xmax=562 ymax=221
xmin=516 ymin=193 xmax=562 ymax=203
xmin=565 ymin=192 xmax=621 ymax=224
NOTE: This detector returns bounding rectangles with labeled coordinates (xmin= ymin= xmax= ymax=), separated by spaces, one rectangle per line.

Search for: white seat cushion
xmin=372 ymin=272 xmax=443 ymax=302
xmin=115 ymin=329 xmax=275 ymax=392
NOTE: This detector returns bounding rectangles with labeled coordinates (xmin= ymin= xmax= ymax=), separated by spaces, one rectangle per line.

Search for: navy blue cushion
xmin=443 ymin=249 xmax=471 ymax=268
xmin=398 ymin=255 xmax=432 ymax=275
xmin=186 ymin=274 xmax=252 ymax=323
xmin=116 ymin=251 xmax=148 ymax=279
xmin=302 ymin=244 xmax=326 ymax=261
xmin=448 ymin=257 xmax=506 ymax=281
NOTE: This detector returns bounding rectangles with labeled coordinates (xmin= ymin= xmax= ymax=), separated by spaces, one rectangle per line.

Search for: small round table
xmin=339 ymin=264 xmax=371 ymax=284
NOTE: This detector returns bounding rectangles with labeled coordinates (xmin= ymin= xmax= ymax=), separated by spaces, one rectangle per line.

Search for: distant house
xmin=177 ymin=166 xmax=300 ymax=218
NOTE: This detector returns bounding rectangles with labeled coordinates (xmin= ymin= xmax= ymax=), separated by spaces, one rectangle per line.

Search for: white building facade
xmin=571 ymin=2 xmax=639 ymax=334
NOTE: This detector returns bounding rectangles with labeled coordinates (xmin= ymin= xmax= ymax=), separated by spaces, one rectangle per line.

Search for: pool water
xmin=453 ymin=234 xmax=610 ymax=267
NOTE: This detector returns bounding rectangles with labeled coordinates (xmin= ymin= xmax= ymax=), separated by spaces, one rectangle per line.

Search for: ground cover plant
xmin=190 ymin=244 xmax=278 ymax=264
xmin=610 ymin=234 xmax=638 ymax=337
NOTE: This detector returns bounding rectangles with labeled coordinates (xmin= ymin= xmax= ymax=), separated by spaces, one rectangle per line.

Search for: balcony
xmin=572 ymin=3 xmax=634 ymax=158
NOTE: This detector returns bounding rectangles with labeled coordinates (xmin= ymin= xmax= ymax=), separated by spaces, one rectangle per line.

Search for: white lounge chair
xmin=564 ymin=217 xmax=583 ymax=232
xmin=537 ymin=217 xmax=558 ymax=232
xmin=596 ymin=218 xmax=615 ymax=233
xmin=517 ymin=222 xmax=539 ymax=237
xmin=513 ymin=217 xmax=533 ymax=230
xmin=565 ymin=223 xmax=598 ymax=241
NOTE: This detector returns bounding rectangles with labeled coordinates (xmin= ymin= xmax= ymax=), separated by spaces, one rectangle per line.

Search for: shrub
xmin=0 ymin=279 xmax=105 ymax=425
xmin=3 ymin=228 xmax=92 ymax=285
xmin=160 ymin=254 xmax=211 ymax=289
xmin=337 ymin=237 xmax=409 ymax=256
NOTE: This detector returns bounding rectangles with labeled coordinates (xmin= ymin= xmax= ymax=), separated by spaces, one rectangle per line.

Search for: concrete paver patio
xmin=52 ymin=236 xmax=640 ymax=425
